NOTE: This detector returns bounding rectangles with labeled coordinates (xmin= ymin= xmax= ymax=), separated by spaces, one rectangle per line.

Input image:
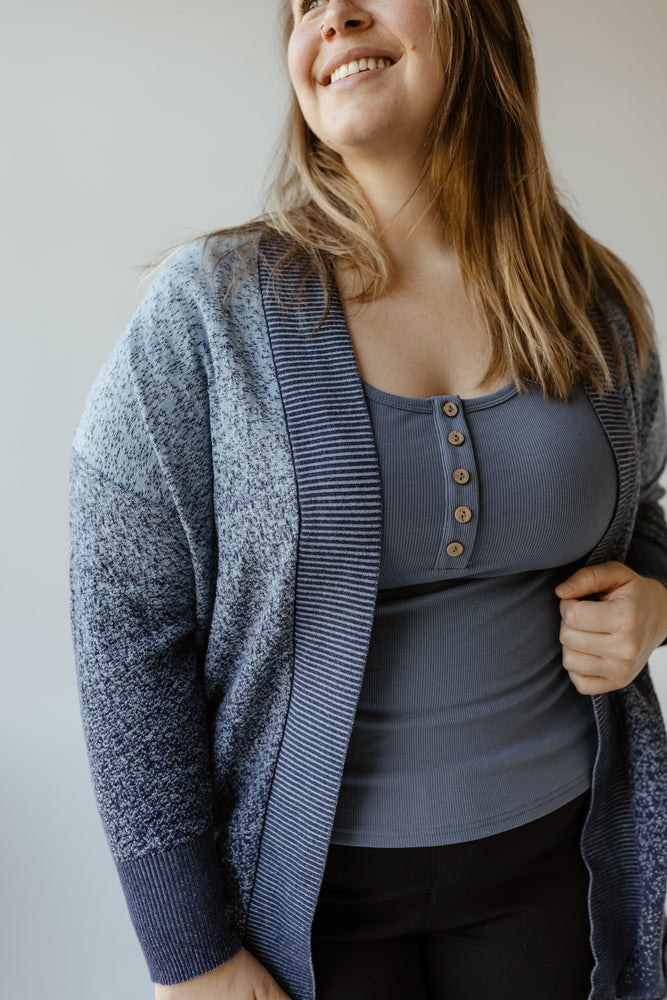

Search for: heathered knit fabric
xmin=331 ymin=379 xmax=615 ymax=846
xmin=69 ymin=233 xmax=667 ymax=1000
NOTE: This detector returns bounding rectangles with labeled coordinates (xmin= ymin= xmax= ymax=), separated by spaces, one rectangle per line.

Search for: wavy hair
xmin=157 ymin=0 xmax=656 ymax=400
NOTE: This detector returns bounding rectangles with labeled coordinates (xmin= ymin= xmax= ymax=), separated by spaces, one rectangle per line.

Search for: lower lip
xmin=326 ymin=64 xmax=394 ymax=89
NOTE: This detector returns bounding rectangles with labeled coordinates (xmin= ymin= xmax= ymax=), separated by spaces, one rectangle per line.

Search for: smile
xmin=328 ymin=57 xmax=394 ymax=86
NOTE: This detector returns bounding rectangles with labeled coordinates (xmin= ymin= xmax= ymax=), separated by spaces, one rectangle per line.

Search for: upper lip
xmin=318 ymin=47 xmax=401 ymax=86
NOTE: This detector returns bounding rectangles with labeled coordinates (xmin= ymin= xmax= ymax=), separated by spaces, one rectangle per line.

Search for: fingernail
xmin=557 ymin=582 xmax=575 ymax=595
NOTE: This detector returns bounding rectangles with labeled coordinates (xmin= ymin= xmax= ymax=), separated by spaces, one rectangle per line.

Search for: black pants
xmin=311 ymin=790 xmax=593 ymax=1000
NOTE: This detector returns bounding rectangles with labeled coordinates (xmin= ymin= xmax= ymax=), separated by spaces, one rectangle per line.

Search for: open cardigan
xmin=69 ymin=234 xmax=667 ymax=1000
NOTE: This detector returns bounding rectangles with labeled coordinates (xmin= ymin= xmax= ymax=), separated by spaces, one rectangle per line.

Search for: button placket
xmin=433 ymin=396 xmax=479 ymax=568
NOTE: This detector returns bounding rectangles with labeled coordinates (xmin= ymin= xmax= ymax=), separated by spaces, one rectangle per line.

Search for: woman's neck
xmin=343 ymin=154 xmax=453 ymax=282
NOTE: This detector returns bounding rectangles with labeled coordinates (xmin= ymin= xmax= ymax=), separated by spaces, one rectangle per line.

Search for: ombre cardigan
xmin=69 ymin=234 xmax=667 ymax=1000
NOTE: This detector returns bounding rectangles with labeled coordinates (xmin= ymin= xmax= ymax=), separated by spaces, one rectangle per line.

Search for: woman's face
xmin=287 ymin=0 xmax=445 ymax=165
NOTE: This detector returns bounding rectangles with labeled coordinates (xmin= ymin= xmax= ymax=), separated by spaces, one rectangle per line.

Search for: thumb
xmin=554 ymin=561 xmax=635 ymax=599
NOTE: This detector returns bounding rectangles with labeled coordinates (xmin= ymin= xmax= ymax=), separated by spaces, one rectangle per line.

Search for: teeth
xmin=330 ymin=57 xmax=391 ymax=85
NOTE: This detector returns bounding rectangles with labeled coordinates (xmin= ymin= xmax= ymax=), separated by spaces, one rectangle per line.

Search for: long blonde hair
xmin=160 ymin=0 xmax=656 ymax=400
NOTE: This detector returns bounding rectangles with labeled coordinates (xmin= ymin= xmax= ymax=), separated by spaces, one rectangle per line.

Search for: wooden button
xmin=453 ymin=468 xmax=470 ymax=484
xmin=446 ymin=542 xmax=464 ymax=557
xmin=448 ymin=431 xmax=465 ymax=446
xmin=442 ymin=402 xmax=459 ymax=417
xmin=455 ymin=506 xmax=472 ymax=523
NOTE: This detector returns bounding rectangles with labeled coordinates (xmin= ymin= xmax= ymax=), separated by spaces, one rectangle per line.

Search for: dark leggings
xmin=311 ymin=790 xmax=593 ymax=1000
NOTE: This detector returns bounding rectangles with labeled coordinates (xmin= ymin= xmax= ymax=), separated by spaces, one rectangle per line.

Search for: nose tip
xmin=321 ymin=3 xmax=373 ymax=35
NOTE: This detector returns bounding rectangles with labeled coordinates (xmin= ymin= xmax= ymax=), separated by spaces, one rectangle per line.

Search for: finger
xmin=558 ymin=597 xmax=616 ymax=635
xmin=555 ymin=561 xmax=634 ymax=600
xmin=565 ymin=669 xmax=620 ymax=696
xmin=561 ymin=644 xmax=608 ymax=676
xmin=559 ymin=623 xmax=617 ymax=658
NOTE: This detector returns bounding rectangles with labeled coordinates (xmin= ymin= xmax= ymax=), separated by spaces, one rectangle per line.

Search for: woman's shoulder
xmin=115 ymin=228 xmax=274 ymax=377
xmin=73 ymin=230 xmax=266 ymax=479
xmin=143 ymin=228 xmax=264 ymax=308
xmin=593 ymin=289 xmax=666 ymax=464
xmin=591 ymin=288 xmax=634 ymax=353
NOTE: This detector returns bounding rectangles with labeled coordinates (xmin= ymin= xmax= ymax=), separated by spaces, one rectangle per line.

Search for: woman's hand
xmin=555 ymin=561 xmax=667 ymax=695
xmin=154 ymin=946 xmax=293 ymax=1000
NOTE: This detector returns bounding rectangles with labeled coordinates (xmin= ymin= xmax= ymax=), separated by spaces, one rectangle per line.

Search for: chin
xmin=317 ymin=117 xmax=396 ymax=157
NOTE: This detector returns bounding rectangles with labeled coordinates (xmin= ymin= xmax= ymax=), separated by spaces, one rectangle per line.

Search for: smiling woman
xmin=69 ymin=2 xmax=667 ymax=1000
xmin=287 ymin=0 xmax=445 ymax=163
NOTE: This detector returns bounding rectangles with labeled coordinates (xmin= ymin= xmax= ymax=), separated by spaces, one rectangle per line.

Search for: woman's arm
xmin=70 ymin=251 xmax=243 ymax=985
xmin=555 ymin=343 xmax=667 ymax=694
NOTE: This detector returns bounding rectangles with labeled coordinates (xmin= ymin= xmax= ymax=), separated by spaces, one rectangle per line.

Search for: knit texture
xmin=69 ymin=233 xmax=667 ymax=999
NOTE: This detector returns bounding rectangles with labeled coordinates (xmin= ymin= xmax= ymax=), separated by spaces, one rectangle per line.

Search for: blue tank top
xmin=330 ymin=377 xmax=617 ymax=847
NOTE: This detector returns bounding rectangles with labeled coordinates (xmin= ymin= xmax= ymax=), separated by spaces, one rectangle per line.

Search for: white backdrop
xmin=1 ymin=1 xmax=665 ymax=997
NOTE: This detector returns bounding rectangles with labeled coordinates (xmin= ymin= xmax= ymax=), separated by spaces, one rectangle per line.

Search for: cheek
xmin=287 ymin=32 xmax=325 ymax=139
xmin=399 ymin=0 xmax=435 ymax=30
xmin=426 ymin=58 xmax=446 ymax=105
xmin=287 ymin=33 xmax=315 ymax=99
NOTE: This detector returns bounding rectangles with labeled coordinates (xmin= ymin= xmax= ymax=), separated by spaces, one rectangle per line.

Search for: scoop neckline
xmin=360 ymin=377 xmax=520 ymax=412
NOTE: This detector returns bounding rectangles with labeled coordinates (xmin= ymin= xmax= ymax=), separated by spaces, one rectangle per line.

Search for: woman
xmin=69 ymin=1 xmax=667 ymax=999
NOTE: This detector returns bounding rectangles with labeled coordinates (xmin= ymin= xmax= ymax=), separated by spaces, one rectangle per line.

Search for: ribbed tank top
xmin=329 ymin=377 xmax=617 ymax=847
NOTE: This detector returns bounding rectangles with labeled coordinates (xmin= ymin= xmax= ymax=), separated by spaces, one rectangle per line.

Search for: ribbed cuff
xmin=115 ymin=829 xmax=242 ymax=985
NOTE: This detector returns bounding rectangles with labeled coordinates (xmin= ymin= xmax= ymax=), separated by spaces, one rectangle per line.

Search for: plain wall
xmin=1 ymin=1 xmax=665 ymax=997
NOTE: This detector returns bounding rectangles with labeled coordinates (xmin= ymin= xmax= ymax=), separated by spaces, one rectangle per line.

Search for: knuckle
xmin=562 ymin=602 xmax=577 ymax=627
xmin=560 ymin=624 xmax=573 ymax=646
xmin=569 ymin=672 xmax=587 ymax=694
xmin=618 ymin=638 xmax=642 ymax=662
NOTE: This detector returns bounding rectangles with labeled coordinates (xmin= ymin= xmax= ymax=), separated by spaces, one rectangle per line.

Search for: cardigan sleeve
xmin=69 ymin=250 xmax=243 ymax=985
xmin=624 ymin=343 xmax=667 ymax=596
